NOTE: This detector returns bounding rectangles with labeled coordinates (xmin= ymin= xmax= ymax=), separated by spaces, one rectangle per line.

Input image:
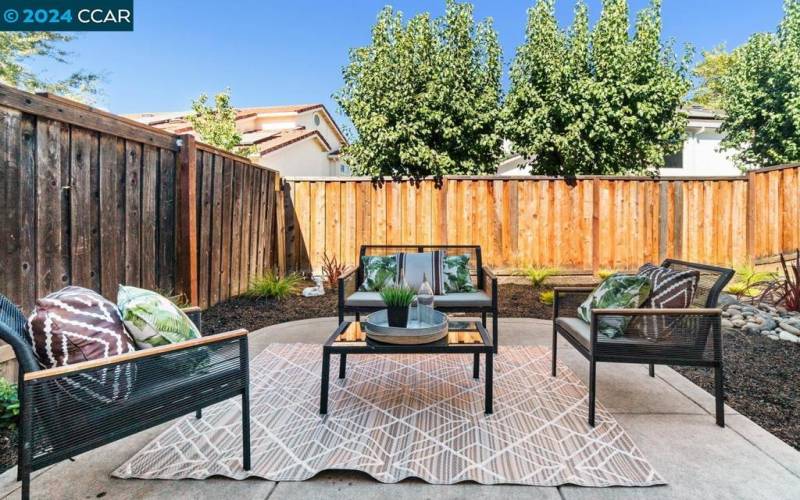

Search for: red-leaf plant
xmin=322 ymin=252 xmax=347 ymax=289
xmin=760 ymin=250 xmax=800 ymax=311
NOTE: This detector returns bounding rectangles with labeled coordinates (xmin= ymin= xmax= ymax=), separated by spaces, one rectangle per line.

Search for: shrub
xmin=759 ymin=251 xmax=800 ymax=311
xmin=539 ymin=290 xmax=555 ymax=306
xmin=597 ymin=269 xmax=617 ymax=282
xmin=379 ymin=286 xmax=416 ymax=308
xmin=0 ymin=379 xmax=19 ymax=431
xmin=725 ymin=264 xmax=775 ymax=300
xmin=322 ymin=252 xmax=347 ymax=289
xmin=245 ymin=271 xmax=302 ymax=300
xmin=522 ymin=266 xmax=559 ymax=287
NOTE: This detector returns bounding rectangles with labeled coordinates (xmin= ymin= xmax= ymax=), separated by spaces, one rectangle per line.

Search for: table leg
xmin=339 ymin=353 xmax=347 ymax=379
xmin=473 ymin=353 xmax=480 ymax=379
xmin=320 ymin=350 xmax=330 ymax=414
xmin=485 ymin=351 xmax=493 ymax=414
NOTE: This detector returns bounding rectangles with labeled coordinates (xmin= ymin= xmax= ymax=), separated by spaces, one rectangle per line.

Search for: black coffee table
xmin=320 ymin=319 xmax=494 ymax=415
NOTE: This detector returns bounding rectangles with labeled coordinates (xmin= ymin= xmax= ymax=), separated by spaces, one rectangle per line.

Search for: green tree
xmin=0 ymin=32 xmax=101 ymax=103
xmin=503 ymin=0 xmax=691 ymax=176
xmin=335 ymin=0 xmax=503 ymax=179
xmin=691 ymin=45 xmax=736 ymax=110
xmin=188 ymin=89 xmax=244 ymax=153
xmin=718 ymin=0 xmax=800 ymax=168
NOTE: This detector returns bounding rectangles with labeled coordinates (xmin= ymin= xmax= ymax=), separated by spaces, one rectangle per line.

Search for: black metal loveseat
xmin=0 ymin=293 xmax=251 ymax=500
xmin=338 ymin=245 xmax=499 ymax=351
xmin=551 ymin=259 xmax=734 ymax=428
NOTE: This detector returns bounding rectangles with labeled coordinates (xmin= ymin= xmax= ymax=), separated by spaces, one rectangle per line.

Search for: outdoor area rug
xmin=113 ymin=343 xmax=664 ymax=486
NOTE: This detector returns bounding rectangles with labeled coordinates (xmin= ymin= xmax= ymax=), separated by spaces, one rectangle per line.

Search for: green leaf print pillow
xmin=117 ymin=285 xmax=201 ymax=349
xmin=577 ymin=274 xmax=652 ymax=338
xmin=359 ymin=255 xmax=398 ymax=292
xmin=443 ymin=254 xmax=475 ymax=293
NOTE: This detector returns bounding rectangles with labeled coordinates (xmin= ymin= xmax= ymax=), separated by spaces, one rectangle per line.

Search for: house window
xmin=664 ymin=150 xmax=683 ymax=168
xmin=313 ymin=113 xmax=321 ymax=126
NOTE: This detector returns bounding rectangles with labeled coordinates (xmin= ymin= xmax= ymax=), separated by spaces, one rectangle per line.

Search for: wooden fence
xmin=0 ymin=84 xmax=280 ymax=317
xmin=283 ymin=166 xmax=799 ymax=273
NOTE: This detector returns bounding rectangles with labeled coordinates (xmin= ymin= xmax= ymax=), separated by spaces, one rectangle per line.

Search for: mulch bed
xmin=674 ymin=327 xmax=800 ymax=451
xmin=202 ymin=282 xmax=552 ymax=335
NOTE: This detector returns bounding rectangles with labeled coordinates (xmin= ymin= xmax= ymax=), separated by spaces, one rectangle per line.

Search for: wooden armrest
xmin=592 ymin=308 xmax=722 ymax=316
xmin=181 ymin=306 xmax=201 ymax=314
xmin=24 ymin=329 xmax=248 ymax=381
xmin=482 ymin=266 xmax=497 ymax=281
xmin=339 ymin=266 xmax=358 ymax=281
xmin=554 ymin=286 xmax=595 ymax=294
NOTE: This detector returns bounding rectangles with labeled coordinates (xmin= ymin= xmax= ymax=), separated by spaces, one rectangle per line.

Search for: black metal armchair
xmin=338 ymin=245 xmax=499 ymax=352
xmin=0 ymin=293 xmax=251 ymax=500
xmin=552 ymin=260 xmax=734 ymax=428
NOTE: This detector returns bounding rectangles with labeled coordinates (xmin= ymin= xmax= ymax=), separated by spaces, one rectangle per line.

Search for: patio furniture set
xmin=0 ymin=243 xmax=734 ymax=499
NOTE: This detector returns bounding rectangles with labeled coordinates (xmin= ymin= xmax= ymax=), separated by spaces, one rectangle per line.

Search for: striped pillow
xmin=396 ymin=251 xmax=444 ymax=295
xmin=634 ymin=263 xmax=700 ymax=337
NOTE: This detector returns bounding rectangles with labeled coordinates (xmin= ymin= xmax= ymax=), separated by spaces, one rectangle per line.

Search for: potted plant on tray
xmin=380 ymin=285 xmax=416 ymax=327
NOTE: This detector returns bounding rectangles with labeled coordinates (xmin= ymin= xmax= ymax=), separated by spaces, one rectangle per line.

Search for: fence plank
xmin=1 ymin=108 xmax=21 ymax=305
xmin=18 ymin=114 xmax=36 ymax=308
xmin=209 ymin=154 xmax=223 ymax=304
xmin=197 ymin=151 xmax=213 ymax=307
xmin=70 ymin=127 xmax=93 ymax=288
xmin=99 ymin=134 xmax=119 ymax=298
xmin=141 ymin=145 xmax=158 ymax=290
xmin=158 ymin=149 xmax=176 ymax=293
xmin=219 ymin=158 xmax=234 ymax=300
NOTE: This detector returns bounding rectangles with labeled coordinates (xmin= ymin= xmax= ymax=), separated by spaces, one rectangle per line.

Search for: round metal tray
xmin=364 ymin=308 xmax=449 ymax=345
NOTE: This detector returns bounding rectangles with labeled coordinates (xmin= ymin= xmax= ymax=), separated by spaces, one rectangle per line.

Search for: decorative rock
xmin=301 ymin=276 xmax=325 ymax=297
xmin=722 ymin=311 xmax=732 ymax=318
xmin=743 ymin=323 xmax=762 ymax=335
xmin=778 ymin=331 xmax=800 ymax=343
xmin=731 ymin=314 xmax=744 ymax=321
xmin=779 ymin=322 xmax=800 ymax=336
xmin=768 ymin=334 xmax=780 ymax=341
xmin=757 ymin=315 xmax=777 ymax=331
xmin=721 ymin=318 xmax=734 ymax=328
xmin=731 ymin=319 xmax=746 ymax=328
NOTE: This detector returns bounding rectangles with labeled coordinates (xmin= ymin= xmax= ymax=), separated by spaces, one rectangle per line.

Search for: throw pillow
xmin=27 ymin=286 xmax=137 ymax=403
xmin=633 ymin=263 xmax=700 ymax=337
xmin=117 ymin=286 xmax=201 ymax=349
xmin=442 ymin=254 xmax=476 ymax=293
xmin=27 ymin=286 xmax=136 ymax=367
xmin=396 ymin=251 xmax=444 ymax=294
xmin=577 ymin=274 xmax=652 ymax=338
xmin=359 ymin=255 xmax=398 ymax=292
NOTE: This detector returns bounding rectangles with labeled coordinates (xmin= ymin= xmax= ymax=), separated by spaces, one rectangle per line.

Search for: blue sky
xmin=44 ymin=0 xmax=785 ymax=131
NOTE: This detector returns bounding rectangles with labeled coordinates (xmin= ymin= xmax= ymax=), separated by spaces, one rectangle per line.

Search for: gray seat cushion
xmin=555 ymin=317 xmax=593 ymax=349
xmin=346 ymin=291 xmax=492 ymax=308
xmin=555 ymin=317 xmax=666 ymax=350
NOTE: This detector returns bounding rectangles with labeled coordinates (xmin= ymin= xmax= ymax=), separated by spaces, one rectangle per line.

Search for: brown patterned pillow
xmin=27 ymin=286 xmax=136 ymax=403
xmin=633 ymin=264 xmax=700 ymax=338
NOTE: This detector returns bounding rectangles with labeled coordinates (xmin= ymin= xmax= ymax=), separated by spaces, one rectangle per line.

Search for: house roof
xmin=684 ymin=105 xmax=725 ymax=120
xmin=124 ymin=102 xmax=346 ymax=155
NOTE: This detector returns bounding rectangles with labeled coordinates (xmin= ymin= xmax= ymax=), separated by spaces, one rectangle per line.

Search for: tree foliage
xmin=718 ymin=0 xmax=800 ymax=168
xmin=335 ymin=0 xmax=503 ymax=179
xmin=188 ymin=89 xmax=245 ymax=153
xmin=503 ymin=0 xmax=691 ymax=176
xmin=0 ymin=32 xmax=101 ymax=103
xmin=691 ymin=44 xmax=736 ymax=110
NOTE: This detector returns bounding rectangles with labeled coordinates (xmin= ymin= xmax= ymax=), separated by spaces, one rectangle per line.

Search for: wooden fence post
xmin=746 ymin=170 xmax=756 ymax=264
xmin=176 ymin=134 xmax=199 ymax=305
xmin=275 ymin=175 xmax=287 ymax=276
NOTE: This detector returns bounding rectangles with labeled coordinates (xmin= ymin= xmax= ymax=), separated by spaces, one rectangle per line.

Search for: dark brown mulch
xmin=674 ymin=327 xmax=800 ymax=451
xmin=203 ymin=283 xmax=552 ymax=335
xmin=0 ymin=429 xmax=17 ymax=474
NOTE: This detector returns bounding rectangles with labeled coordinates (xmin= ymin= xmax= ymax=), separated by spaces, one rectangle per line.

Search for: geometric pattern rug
xmin=113 ymin=344 xmax=664 ymax=486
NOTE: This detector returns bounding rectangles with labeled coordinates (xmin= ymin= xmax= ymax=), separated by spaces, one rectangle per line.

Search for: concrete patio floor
xmin=2 ymin=317 xmax=799 ymax=499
